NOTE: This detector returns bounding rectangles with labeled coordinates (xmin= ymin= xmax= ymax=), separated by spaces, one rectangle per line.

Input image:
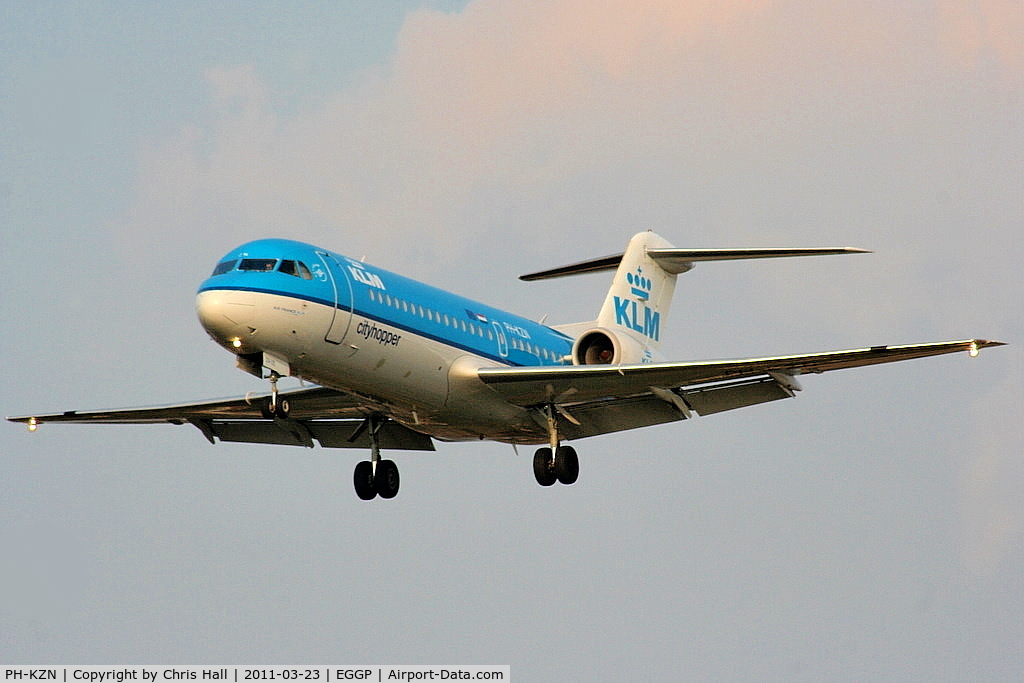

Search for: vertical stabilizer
xmin=596 ymin=231 xmax=678 ymax=360
xmin=520 ymin=232 xmax=869 ymax=366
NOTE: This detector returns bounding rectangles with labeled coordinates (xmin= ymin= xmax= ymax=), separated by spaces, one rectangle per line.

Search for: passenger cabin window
xmin=279 ymin=260 xmax=313 ymax=280
xmin=211 ymin=260 xmax=237 ymax=276
xmin=238 ymin=258 xmax=278 ymax=272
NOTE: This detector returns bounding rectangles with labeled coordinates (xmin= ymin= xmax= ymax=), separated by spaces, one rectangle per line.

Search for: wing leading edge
xmin=7 ymin=386 xmax=436 ymax=451
xmin=477 ymin=339 xmax=1003 ymax=439
xmin=9 ymin=340 xmax=1004 ymax=448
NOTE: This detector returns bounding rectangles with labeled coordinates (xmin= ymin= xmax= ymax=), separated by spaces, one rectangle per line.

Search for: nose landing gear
xmin=260 ymin=372 xmax=291 ymax=419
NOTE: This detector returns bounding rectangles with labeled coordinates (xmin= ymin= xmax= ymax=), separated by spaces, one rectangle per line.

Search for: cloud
xmin=115 ymin=0 xmax=1023 ymax=335
xmin=121 ymin=2 xmax=1018 ymax=239
xmin=939 ymin=0 xmax=1024 ymax=73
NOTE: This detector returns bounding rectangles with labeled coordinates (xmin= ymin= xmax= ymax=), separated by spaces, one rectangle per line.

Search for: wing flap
xmin=544 ymin=377 xmax=796 ymax=441
xmin=558 ymin=394 xmax=685 ymax=441
xmin=310 ymin=420 xmax=435 ymax=450
xmin=201 ymin=419 xmax=435 ymax=451
xmin=206 ymin=420 xmax=315 ymax=447
xmin=682 ymin=377 xmax=795 ymax=416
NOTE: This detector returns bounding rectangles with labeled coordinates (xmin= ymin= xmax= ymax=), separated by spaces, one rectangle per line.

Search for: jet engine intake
xmin=571 ymin=328 xmax=647 ymax=365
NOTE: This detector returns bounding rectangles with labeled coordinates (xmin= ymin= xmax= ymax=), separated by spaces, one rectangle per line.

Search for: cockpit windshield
xmin=211 ymin=260 xmax=237 ymax=276
xmin=210 ymin=256 xmax=315 ymax=279
xmin=238 ymin=258 xmax=278 ymax=272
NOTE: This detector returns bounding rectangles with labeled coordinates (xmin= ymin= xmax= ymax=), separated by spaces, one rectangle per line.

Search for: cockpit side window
xmin=211 ymin=260 xmax=237 ymax=276
xmin=279 ymin=260 xmax=314 ymax=280
xmin=238 ymin=258 xmax=278 ymax=272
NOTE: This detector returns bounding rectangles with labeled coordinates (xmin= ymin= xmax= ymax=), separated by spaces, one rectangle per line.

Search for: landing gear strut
xmin=352 ymin=414 xmax=400 ymax=501
xmin=260 ymin=372 xmax=290 ymax=419
xmin=533 ymin=404 xmax=580 ymax=487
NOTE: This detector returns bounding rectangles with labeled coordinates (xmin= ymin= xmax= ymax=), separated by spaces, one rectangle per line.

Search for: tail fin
xmin=595 ymin=232 xmax=678 ymax=356
xmin=522 ymin=231 xmax=869 ymax=362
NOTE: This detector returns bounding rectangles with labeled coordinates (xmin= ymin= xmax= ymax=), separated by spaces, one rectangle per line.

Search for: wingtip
xmin=967 ymin=339 xmax=1006 ymax=357
xmin=7 ymin=415 xmax=39 ymax=431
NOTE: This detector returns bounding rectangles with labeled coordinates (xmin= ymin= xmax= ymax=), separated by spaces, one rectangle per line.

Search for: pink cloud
xmin=939 ymin=0 xmax=1024 ymax=73
xmin=118 ymin=1 xmax=1021 ymax=275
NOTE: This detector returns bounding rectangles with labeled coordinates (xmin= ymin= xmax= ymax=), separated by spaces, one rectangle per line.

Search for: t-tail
xmin=521 ymin=231 xmax=870 ymax=366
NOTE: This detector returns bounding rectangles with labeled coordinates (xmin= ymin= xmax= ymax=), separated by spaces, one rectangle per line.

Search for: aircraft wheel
xmin=533 ymin=448 xmax=556 ymax=486
xmin=260 ymin=399 xmax=274 ymax=419
xmin=354 ymin=461 xmax=376 ymax=500
xmin=261 ymin=397 xmax=290 ymax=420
xmin=375 ymin=459 xmax=400 ymax=499
xmin=275 ymin=397 xmax=290 ymax=418
xmin=554 ymin=445 xmax=579 ymax=485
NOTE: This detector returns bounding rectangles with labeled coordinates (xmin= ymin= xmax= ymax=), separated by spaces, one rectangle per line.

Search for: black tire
xmin=376 ymin=459 xmax=401 ymax=499
xmin=554 ymin=445 xmax=579 ymax=485
xmin=275 ymin=397 xmax=290 ymax=419
xmin=260 ymin=398 xmax=275 ymax=420
xmin=533 ymin=448 xmax=556 ymax=486
xmin=261 ymin=397 xmax=290 ymax=420
xmin=353 ymin=461 xmax=376 ymax=500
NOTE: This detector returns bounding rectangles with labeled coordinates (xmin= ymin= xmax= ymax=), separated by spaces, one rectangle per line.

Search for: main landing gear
xmin=532 ymin=404 xmax=580 ymax=487
xmin=351 ymin=414 xmax=400 ymax=501
xmin=255 ymin=373 xmax=397 ymax=501
xmin=533 ymin=445 xmax=579 ymax=486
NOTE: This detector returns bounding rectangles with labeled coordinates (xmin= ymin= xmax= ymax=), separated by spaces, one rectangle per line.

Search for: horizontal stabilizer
xmin=519 ymin=253 xmax=623 ymax=281
xmin=520 ymin=246 xmax=869 ymax=280
xmin=646 ymin=247 xmax=870 ymax=274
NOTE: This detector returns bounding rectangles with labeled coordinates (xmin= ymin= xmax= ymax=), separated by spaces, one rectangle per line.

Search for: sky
xmin=2 ymin=0 xmax=1022 ymax=678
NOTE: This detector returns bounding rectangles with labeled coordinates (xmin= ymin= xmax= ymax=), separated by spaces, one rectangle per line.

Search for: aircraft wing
xmin=478 ymin=339 xmax=1004 ymax=440
xmin=7 ymin=386 xmax=436 ymax=451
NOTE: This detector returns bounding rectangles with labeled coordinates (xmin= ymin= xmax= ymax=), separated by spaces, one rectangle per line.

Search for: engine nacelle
xmin=571 ymin=328 xmax=649 ymax=365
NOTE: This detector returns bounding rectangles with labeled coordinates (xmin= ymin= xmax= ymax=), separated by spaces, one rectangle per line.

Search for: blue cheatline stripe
xmin=197 ymin=284 xmax=571 ymax=368
xmin=197 ymin=284 xmax=335 ymax=310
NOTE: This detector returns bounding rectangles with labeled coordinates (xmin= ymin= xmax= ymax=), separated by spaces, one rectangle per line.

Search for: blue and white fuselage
xmin=14 ymin=230 xmax=1000 ymax=501
xmin=196 ymin=239 xmax=574 ymax=443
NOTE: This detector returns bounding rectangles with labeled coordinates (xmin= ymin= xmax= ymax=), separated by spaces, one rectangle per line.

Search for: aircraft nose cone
xmin=196 ymin=290 xmax=255 ymax=348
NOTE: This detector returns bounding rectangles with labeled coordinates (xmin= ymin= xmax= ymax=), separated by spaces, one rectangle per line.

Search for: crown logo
xmin=626 ymin=267 xmax=652 ymax=301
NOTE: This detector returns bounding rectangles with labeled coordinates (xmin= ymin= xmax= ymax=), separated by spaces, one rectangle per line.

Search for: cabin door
xmin=316 ymin=252 xmax=354 ymax=344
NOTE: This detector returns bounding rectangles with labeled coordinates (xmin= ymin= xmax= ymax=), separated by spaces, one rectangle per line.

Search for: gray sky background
xmin=2 ymin=1 xmax=1022 ymax=679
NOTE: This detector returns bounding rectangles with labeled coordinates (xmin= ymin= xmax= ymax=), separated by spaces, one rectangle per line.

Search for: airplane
xmin=8 ymin=231 xmax=1004 ymax=500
